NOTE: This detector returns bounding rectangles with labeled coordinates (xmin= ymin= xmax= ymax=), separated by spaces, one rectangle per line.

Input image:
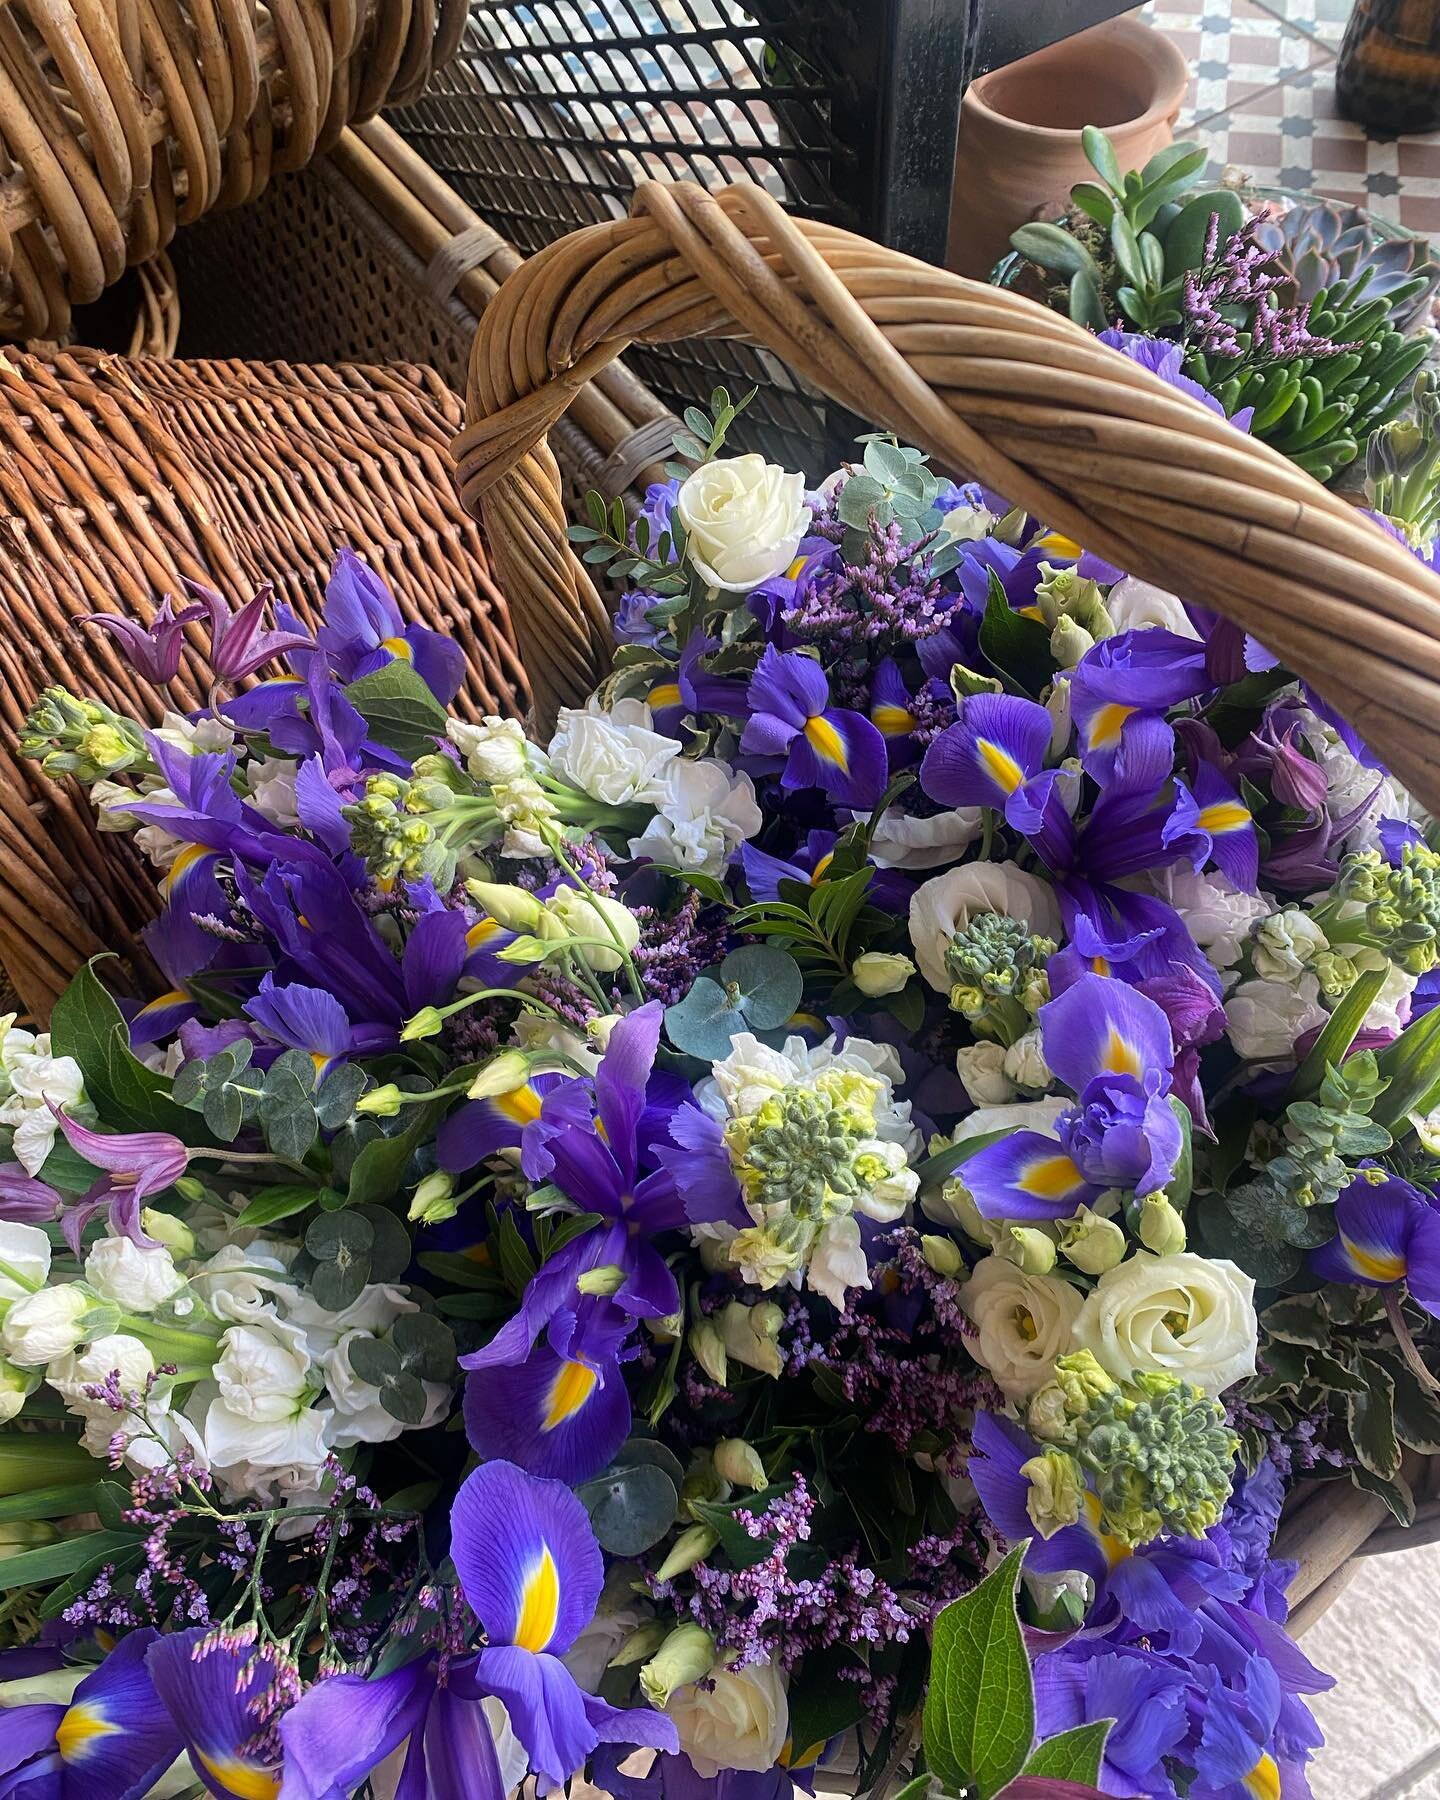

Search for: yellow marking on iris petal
xmin=1038 ymin=531 xmax=1083 ymax=560
xmin=1244 ymin=1754 xmax=1282 ymax=1800
xmin=543 ymin=1358 xmax=597 ymax=1431
xmin=976 ymin=738 xmax=1025 ymax=796
xmin=310 ymin=1050 xmax=331 ymax=1079
xmin=196 ymin=1751 xmax=281 ymax=1799
xmin=160 ymin=842 xmax=209 ymax=896
xmin=1197 ymin=800 xmax=1251 ymax=835
xmin=648 ymin=682 xmax=682 ymax=709
xmin=139 ymin=987 xmax=190 ymax=1015
xmin=803 ymin=714 xmax=849 ymax=772
xmin=1018 ymin=1153 xmax=1085 ymax=1201
xmin=1102 ymin=1028 xmax=1142 ymax=1078
xmin=381 ymin=635 xmax=414 ymax=662
xmin=1017 ymin=604 xmax=1046 ymax=622
xmin=788 ymin=1011 xmax=826 ymax=1032
xmin=1341 ymin=1234 xmax=1406 ymax=1283
xmin=785 ymin=555 xmax=808 ymax=581
xmin=1086 ymin=702 xmax=1135 ymax=749
xmin=1090 ymin=956 xmax=1111 ymax=976
xmin=56 ymin=1703 xmax=119 ymax=1763
xmin=1083 ymin=1492 xmax=1132 ymax=1567
xmin=871 ymin=703 xmax=916 ymax=737
xmin=467 ymin=917 xmax=503 ymax=950
xmin=514 ymin=1545 xmax=561 ymax=1653
xmin=809 ymin=853 xmax=834 ymax=886
xmin=493 ymin=1084 xmax=542 ymax=1126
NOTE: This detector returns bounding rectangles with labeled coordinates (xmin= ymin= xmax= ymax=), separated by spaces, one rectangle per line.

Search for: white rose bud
xmin=1057 ymin=1206 xmax=1127 ymax=1276
xmin=3 ymin=1286 xmax=91 ymax=1366
xmin=676 ymin=455 xmax=810 ymax=592
xmin=84 ymin=1235 xmax=185 ymax=1313
xmin=1073 ymin=1251 xmax=1257 ymax=1396
xmin=714 ymin=1438 xmax=767 ymax=1491
xmin=665 ymin=1655 xmax=789 ymax=1778
xmin=851 ymin=952 xmax=916 ymax=998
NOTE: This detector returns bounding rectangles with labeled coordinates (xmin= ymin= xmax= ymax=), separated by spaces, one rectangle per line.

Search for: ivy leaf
xmin=1384 ymin=1353 xmax=1440 ymax=1453
xmin=924 ymin=1540 xmax=1034 ymax=1799
xmin=346 ymin=662 xmax=449 ymax=763
xmin=1260 ymin=1296 xmax=1330 ymax=1349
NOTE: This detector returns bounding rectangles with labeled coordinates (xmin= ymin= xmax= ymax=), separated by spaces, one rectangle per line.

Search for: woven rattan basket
xmin=451 ymin=178 xmax=1440 ymax=1617
xmin=0 ymin=346 xmax=520 ymax=1020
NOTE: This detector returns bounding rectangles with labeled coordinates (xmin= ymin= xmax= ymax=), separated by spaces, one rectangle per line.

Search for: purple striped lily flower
xmin=190 ymin=579 xmax=315 ymax=686
xmin=1312 ymin=1171 xmax=1440 ymax=1314
xmin=740 ymin=646 xmax=886 ymax=809
xmin=80 ymin=594 xmax=204 ymax=686
xmin=50 ymin=1110 xmax=189 ymax=1250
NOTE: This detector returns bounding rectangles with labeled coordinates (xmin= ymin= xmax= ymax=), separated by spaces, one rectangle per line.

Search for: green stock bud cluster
xmin=342 ymin=759 xmax=485 ymax=888
xmin=18 ymin=687 xmax=148 ymax=783
xmin=727 ymin=1075 xmax=876 ymax=1217
xmin=945 ymin=913 xmax=1055 ymax=1042
xmin=1339 ymin=843 xmax=1440 ymax=975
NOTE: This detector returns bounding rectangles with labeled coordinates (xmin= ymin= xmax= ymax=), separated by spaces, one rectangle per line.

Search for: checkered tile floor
xmin=1140 ymin=0 xmax=1440 ymax=232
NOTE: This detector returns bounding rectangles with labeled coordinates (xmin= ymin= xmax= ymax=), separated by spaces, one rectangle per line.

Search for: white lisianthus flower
xmin=676 ymin=455 xmax=810 ymax=592
xmin=213 ymin=1320 xmax=314 ymax=1423
xmin=666 ymin=1656 xmax=789 ymax=1778
xmin=1074 ymin=1251 xmax=1257 ymax=1395
xmin=955 ymin=1042 xmax=1018 ymax=1107
xmin=1003 ymin=1028 xmax=1052 ymax=1093
xmin=1251 ymin=909 xmax=1328 ymax=980
xmin=245 ymin=755 xmax=301 ymax=828
xmin=84 ymin=1235 xmax=185 ymax=1313
xmin=0 ymin=1221 xmax=51 ymax=1298
xmin=909 ymin=862 xmax=1064 ymax=993
xmin=1103 ymin=577 xmax=1200 ymax=638
xmin=447 ymin=715 xmax=533 ymax=785
xmin=1148 ymin=866 xmax=1275 ymax=973
xmin=2 ymin=1286 xmax=91 ymax=1366
xmin=628 ymin=756 xmax=762 ymax=877
xmin=1226 ymin=973 xmax=1326 ymax=1063
xmin=867 ymin=806 xmax=984 ymax=871
xmin=959 ymin=1256 xmax=1084 ymax=1401
xmin=0 ymin=1023 xmax=87 ymax=1176
xmin=548 ymin=697 xmax=677 ymax=808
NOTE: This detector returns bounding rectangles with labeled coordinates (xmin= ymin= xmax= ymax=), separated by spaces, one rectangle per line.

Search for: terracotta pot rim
xmin=964 ymin=17 xmax=1190 ymax=142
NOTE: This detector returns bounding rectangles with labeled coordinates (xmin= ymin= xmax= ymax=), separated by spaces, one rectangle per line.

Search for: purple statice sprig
xmin=1183 ymin=214 xmax=1360 ymax=366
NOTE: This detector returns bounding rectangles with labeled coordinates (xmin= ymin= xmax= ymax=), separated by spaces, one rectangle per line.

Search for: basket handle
xmin=455 ymin=179 xmax=1440 ymax=809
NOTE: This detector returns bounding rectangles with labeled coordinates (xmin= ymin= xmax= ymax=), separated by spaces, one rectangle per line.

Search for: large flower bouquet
xmin=3 ymin=385 xmax=1439 ymax=1800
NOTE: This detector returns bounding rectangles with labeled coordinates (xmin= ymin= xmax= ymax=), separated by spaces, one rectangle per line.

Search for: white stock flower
xmin=447 ymin=715 xmax=532 ymax=785
xmin=245 ymin=755 xmax=301 ymax=827
xmin=676 ymin=455 xmax=810 ymax=592
xmin=2 ymin=1286 xmax=91 ymax=1366
xmin=90 ymin=779 xmax=141 ymax=831
xmin=0 ymin=1025 xmax=86 ymax=1176
xmin=909 ymin=862 xmax=1064 ymax=993
xmin=867 ymin=806 xmax=984 ymax=871
xmin=1226 ymin=973 xmax=1326 ymax=1063
xmin=628 ymin=756 xmax=762 ymax=877
xmin=1103 ymin=577 xmax=1200 ymax=637
xmin=201 ymin=1399 xmax=330 ymax=1508
xmin=1250 ymin=909 xmax=1328 ymax=980
xmin=665 ymin=1655 xmax=789 ymax=1777
xmin=701 ymin=1032 xmax=919 ymax=1154
xmin=548 ymin=697 xmax=677 ymax=807
xmin=153 ymin=710 xmax=233 ymax=755
xmin=807 ymin=1216 xmax=869 ymax=1309
xmin=958 ymin=1255 xmax=1083 ymax=1401
xmin=213 ymin=1320 xmax=314 ymax=1422
xmin=1074 ymin=1252 xmax=1257 ymax=1396
xmin=47 ymin=1333 xmax=155 ymax=1414
xmin=0 ymin=1221 xmax=51 ymax=1298
xmin=1148 ymin=866 xmax=1274 ymax=973
xmin=955 ymin=1042 xmax=1018 ymax=1107
xmin=192 ymin=1241 xmax=296 ymax=1324
xmin=84 ymin=1235 xmax=185 ymax=1313
xmin=1293 ymin=704 xmax=1430 ymax=854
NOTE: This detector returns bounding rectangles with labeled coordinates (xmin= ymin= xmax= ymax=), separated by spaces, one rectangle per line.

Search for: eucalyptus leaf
xmin=719 ymin=946 xmax=803 ymax=1031
xmin=577 ymin=1461 xmax=679 ymax=1556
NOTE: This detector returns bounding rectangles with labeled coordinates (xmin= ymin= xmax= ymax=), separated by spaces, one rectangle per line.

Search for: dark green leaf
xmin=1386 ymin=1354 xmax=1440 ymax=1453
xmin=1349 ymin=1462 xmax=1414 ymax=1525
xmin=1022 ymin=1721 xmax=1111 ymax=1786
xmin=50 ymin=960 xmax=207 ymax=1141
xmin=577 ymin=1462 xmax=679 ymax=1555
xmin=380 ymin=1372 xmax=428 ymax=1425
xmin=1081 ymin=125 xmax=1122 ymax=192
xmin=979 ymin=574 xmax=1055 ymax=698
xmin=924 ymin=1540 xmax=1034 ymax=1799
xmin=1010 ymin=222 xmax=1104 ymax=280
xmin=392 ymin=1312 xmax=457 ymax=1382
xmin=347 ymin=662 xmax=449 ymax=763
xmin=311 ymin=1254 xmax=370 ymax=1311
xmin=783 ymin=1647 xmax=869 ymax=1771
xmin=0 ymin=1482 xmax=101 ymax=1523
xmin=690 ymin=1485 xmax=791 ymax=1571
xmin=356 ymin=1205 xmax=414 ymax=1283
xmin=307 ymin=1211 xmax=374 ymax=1262
xmin=316 ymin=1063 xmax=370 ymax=1130
xmin=259 ymin=1060 xmax=318 ymax=1164
xmin=201 ymin=1082 xmax=245 ymax=1142
xmin=346 ymin=1103 xmax=439 ymax=1209
xmin=1261 ymin=1297 xmax=1330 ymax=1350
xmin=348 ymin=1338 xmax=402 ymax=1386
xmin=235 ymin=1183 xmax=323 ymax=1229
xmin=0 ymin=1528 xmax=138 ymax=1592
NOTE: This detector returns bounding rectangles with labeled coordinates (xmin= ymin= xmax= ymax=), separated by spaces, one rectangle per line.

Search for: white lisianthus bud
xmin=639 ymin=1624 xmax=717 ymax=1710
xmin=465 ymin=880 xmax=545 ymax=934
xmin=408 ymin=1170 xmax=457 ymax=1225
xmin=716 ymin=1300 xmax=785 ymax=1379
xmin=2 ymin=1286 xmax=91 ymax=1366
xmin=689 ymin=1320 xmax=728 ymax=1387
xmin=998 ymin=1226 xmax=1057 ymax=1276
xmin=1137 ymin=1194 xmax=1188 ymax=1256
xmin=543 ymin=889 xmax=640 ymax=973
xmin=920 ymin=1234 xmax=964 ymax=1277
xmin=851 ymin=952 xmax=916 ymax=998
xmin=926 ymin=1176 xmax=1003 ymax=1248
xmin=586 ymin=1013 xmax=624 ymax=1054
xmin=468 ymin=1051 xmax=532 ymax=1100
xmin=84 ymin=1235 xmax=184 ymax=1313
xmin=676 ymin=455 xmax=810 ymax=592
xmin=610 ymin=1620 xmax=670 ymax=1668
xmin=140 ymin=1210 xmax=194 ymax=1257
xmin=1057 ymin=1206 xmax=1127 ymax=1276
xmin=714 ymin=1438 xmax=767 ymax=1491
xmin=654 ymin=1525 xmax=720 ymax=1582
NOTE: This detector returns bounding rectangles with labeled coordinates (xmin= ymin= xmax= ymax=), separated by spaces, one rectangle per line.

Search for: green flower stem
xmin=0 ymin=1258 xmax=41 ymax=1295
xmin=126 ymin=1320 xmax=223 ymax=1370
xmin=187 ymin=1146 xmax=321 ymax=1183
xmin=544 ymin=829 xmax=647 ymax=1004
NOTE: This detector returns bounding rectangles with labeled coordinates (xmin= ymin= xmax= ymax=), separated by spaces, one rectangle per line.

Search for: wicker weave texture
xmin=0 ymin=0 xmax=463 ymax=342
xmin=0 ymin=348 xmax=523 ymax=1019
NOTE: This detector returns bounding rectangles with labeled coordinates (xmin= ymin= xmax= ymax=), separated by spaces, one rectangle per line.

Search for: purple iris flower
xmin=190 ymin=579 xmax=315 ymax=686
xmin=1055 ymin=879 xmax=1221 ymax=1004
xmin=49 ymin=1109 xmax=188 ymax=1251
xmin=80 ymin=594 xmax=205 ymax=686
xmin=677 ymin=632 xmax=750 ymax=719
xmin=869 ymin=657 xmax=921 ymax=767
xmin=614 ymin=590 xmax=665 ymax=649
xmin=953 ymin=539 xmax=1050 ymax=617
xmin=317 ymin=549 xmax=465 ymax=703
xmin=1069 ymin=627 xmax=1211 ymax=794
xmin=1164 ymin=760 xmax=1261 ymax=892
xmin=0 ymin=1627 xmax=181 ymax=1797
xmin=964 ymin=974 xmax=1179 ymax=1219
xmin=242 ymin=973 xmax=394 ymax=1080
xmin=740 ymin=646 xmax=886 ymax=809
xmin=1033 ymin=1640 xmax=1191 ymax=1800
xmin=1098 ymin=328 xmax=1255 ymax=431
xmin=593 ymin=1747 xmax=798 ymax=1798
xmin=921 ymin=692 xmax=1076 ymax=870
xmin=1312 ymin=1170 xmax=1440 ymax=1314
xmin=146 ymin=1627 xmax=286 ymax=1798
xmin=0 ymin=1165 xmax=62 ymax=1224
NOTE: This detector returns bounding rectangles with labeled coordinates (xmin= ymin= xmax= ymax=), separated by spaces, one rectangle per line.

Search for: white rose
xmin=447 ymin=716 xmax=532 ymax=785
xmin=245 ymin=756 xmax=300 ymax=827
xmin=47 ymin=1333 xmax=155 ymax=1414
xmin=1003 ymin=1028 xmax=1052 ymax=1092
xmin=909 ymin=862 xmax=1064 ymax=993
xmin=2 ymin=1286 xmax=90 ymax=1366
xmin=867 ymin=806 xmax=984 ymax=871
xmin=1226 ymin=973 xmax=1326 ymax=1063
xmin=959 ymin=1256 xmax=1083 ymax=1401
xmin=629 ymin=756 xmax=762 ymax=877
xmin=955 ymin=1042 xmax=1018 ymax=1107
xmin=1103 ymin=577 xmax=1200 ymax=638
xmin=84 ymin=1236 xmax=185 ymax=1313
xmin=213 ymin=1321 xmax=313 ymax=1422
xmin=1147 ymin=867 xmax=1273 ymax=973
xmin=544 ymin=888 xmax=641 ymax=974
xmin=1250 ymin=909 xmax=1328 ymax=980
xmin=675 ymin=455 xmax=810 ymax=592
xmin=548 ymin=697 xmax=677 ymax=807
xmin=0 ymin=1221 xmax=51 ymax=1298
xmin=666 ymin=1656 xmax=789 ymax=1777
xmin=1075 ymin=1252 xmax=1257 ymax=1396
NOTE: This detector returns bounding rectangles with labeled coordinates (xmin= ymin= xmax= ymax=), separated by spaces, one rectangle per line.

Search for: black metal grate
xmin=387 ymin=0 xmax=895 ymax=476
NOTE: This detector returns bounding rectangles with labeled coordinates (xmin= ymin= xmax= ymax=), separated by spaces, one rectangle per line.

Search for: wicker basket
xmin=452 ymin=178 xmax=1440 ymax=1616
xmin=0 ymin=346 xmax=520 ymax=1020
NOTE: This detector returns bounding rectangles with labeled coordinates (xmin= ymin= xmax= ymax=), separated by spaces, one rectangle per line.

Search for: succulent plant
xmin=1251 ymin=199 xmax=1440 ymax=332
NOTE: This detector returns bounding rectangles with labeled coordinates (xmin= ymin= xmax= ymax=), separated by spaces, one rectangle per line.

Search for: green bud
xmin=851 ymin=952 xmax=916 ymax=998
xmin=468 ymin=1050 xmax=532 ymax=1100
xmin=920 ymin=1233 xmax=964 ymax=1277
xmin=1138 ymin=1194 xmax=1187 ymax=1255
xmin=998 ymin=1225 xmax=1057 ymax=1276
xmin=1049 ymin=615 xmax=1095 ymax=670
xmin=465 ymin=880 xmax=544 ymax=933
xmin=653 ymin=1524 xmax=720 ymax=1582
xmin=715 ymin=1300 xmax=784 ymax=1379
xmin=689 ymin=1320 xmax=728 ymax=1388
xmin=408 ymin=1171 xmax=457 ymax=1225
xmin=1057 ymin=1205 xmax=1126 ymax=1275
xmin=171 ymin=1177 xmax=210 ymax=1205
xmin=609 ymin=1619 xmax=670 ymax=1668
xmin=355 ymin=1084 xmax=405 ymax=1118
xmin=400 ymin=1006 xmax=445 ymax=1043
xmin=639 ymin=1624 xmax=715 ymax=1709
xmin=576 ymin=1264 xmax=627 ymax=1297
xmin=141 ymin=1209 xmax=195 ymax=1255
xmin=1054 ymin=1350 xmax=1117 ymax=1410
xmin=714 ymin=1438 xmax=767 ymax=1491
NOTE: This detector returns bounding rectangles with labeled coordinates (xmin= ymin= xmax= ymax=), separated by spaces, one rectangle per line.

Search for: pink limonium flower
xmin=188 ymin=579 xmax=314 ymax=686
xmin=80 ymin=594 xmax=206 ymax=686
xmin=49 ymin=1107 xmax=188 ymax=1251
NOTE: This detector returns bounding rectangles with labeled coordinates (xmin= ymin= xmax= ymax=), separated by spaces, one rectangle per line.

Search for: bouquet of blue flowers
xmin=2 ymin=386 xmax=1437 ymax=1800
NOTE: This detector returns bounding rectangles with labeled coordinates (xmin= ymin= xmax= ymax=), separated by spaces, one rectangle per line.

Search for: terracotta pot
xmin=946 ymin=15 xmax=1190 ymax=278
